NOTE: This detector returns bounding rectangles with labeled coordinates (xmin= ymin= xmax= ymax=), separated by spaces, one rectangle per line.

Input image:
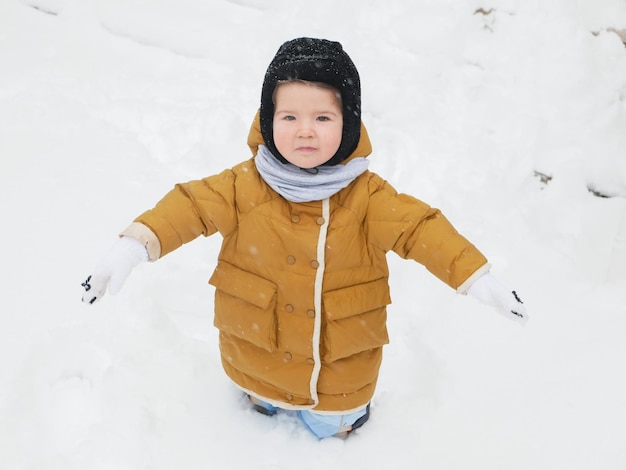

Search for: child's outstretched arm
xmin=81 ymin=236 xmax=149 ymax=305
xmin=465 ymin=272 xmax=529 ymax=326
xmin=364 ymin=175 xmax=528 ymax=326
xmin=81 ymin=168 xmax=239 ymax=305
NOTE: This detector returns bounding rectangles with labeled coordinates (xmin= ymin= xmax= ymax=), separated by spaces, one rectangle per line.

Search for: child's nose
xmin=297 ymin=123 xmax=315 ymax=137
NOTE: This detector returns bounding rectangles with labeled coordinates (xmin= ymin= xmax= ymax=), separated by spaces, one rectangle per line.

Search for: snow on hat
xmin=260 ymin=37 xmax=361 ymax=166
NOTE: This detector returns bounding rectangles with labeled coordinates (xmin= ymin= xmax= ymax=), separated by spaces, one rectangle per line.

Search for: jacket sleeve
xmin=132 ymin=169 xmax=239 ymax=258
xmin=366 ymin=175 xmax=488 ymax=290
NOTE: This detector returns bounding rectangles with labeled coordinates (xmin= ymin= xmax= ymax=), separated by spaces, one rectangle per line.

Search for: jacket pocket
xmin=322 ymin=278 xmax=391 ymax=362
xmin=209 ymin=261 xmax=278 ymax=352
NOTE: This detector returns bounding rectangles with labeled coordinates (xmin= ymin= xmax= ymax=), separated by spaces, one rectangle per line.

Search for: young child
xmin=81 ymin=37 xmax=528 ymax=439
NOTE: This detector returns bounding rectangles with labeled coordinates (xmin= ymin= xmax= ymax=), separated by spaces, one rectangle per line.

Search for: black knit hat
xmin=260 ymin=37 xmax=361 ymax=166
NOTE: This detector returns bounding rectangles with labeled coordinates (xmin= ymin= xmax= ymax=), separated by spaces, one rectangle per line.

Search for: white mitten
xmin=466 ymin=272 xmax=528 ymax=326
xmin=81 ymin=236 xmax=149 ymax=304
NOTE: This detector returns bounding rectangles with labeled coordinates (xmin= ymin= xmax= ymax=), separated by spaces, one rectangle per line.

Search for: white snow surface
xmin=2 ymin=0 xmax=626 ymax=468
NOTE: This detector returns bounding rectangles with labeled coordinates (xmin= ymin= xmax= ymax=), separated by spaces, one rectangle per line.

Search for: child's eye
xmin=283 ymin=115 xmax=296 ymax=121
xmin=317 ymin=116 xmax=331 ymax=122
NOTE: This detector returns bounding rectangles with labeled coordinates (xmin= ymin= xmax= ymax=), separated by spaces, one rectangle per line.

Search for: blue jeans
xmin=249 ymin=396 xmax=370 ymax=439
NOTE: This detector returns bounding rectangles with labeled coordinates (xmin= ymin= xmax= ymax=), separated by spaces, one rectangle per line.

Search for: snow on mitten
xmin=81 ymin=236 xmax=148 ymax=305
xmin=466 ymin=272 xmax=528 ymax=326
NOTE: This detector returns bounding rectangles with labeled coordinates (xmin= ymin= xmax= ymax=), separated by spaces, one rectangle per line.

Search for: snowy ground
xmin=1 ymin=0 xmax=626 ymax=468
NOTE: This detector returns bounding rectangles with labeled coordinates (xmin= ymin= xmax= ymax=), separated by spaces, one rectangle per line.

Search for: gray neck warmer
xmin=254 ymin=145 xmax=369 ymax=203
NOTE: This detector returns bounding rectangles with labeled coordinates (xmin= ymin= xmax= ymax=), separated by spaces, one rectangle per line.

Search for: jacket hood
xmin=247 ymin=109 xmax=372 ymax=165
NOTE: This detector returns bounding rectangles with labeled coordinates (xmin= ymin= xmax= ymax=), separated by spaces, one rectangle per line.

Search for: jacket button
xmin=310 ymin=260 xmax=319 ymax=269
xmin=285 ymin=304 xmax=294 ymax=313
xmin=306 ymin=309 xmax=315 ymax=318
xmin=316 ymin=216 xmax=325 ymax=225
xmin=285 ymin=393 xmax=293 ymax=401
xmin=286 ymin=255 xmax=296 ymax=265
xmin=284 ymin=352 xmax=292 ymax=361
xmin=306 ymin=358 xmax=315 ymax=365
xmin=291 ymin=215 xmax=301 ymax=223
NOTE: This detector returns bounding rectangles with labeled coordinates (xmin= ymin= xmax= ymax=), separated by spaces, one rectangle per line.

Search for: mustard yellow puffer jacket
xmin=125 ymin=115 xmax=488 ymax=413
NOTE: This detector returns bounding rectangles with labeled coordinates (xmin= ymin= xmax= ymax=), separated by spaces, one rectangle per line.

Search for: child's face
xmin=272 ymin=81 xmax=343 ymax=169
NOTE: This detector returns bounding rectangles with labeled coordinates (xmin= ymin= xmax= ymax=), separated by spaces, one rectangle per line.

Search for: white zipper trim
xmin=309 ymin=198 xmax=330 ymax=406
